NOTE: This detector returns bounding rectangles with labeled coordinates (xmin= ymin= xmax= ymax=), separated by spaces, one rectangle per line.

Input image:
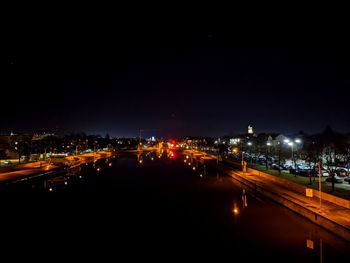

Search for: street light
xmin=287 ymin=141 xmax=296 ymax=176
xmin=266 ymin=142 xmax=271 ymax=170
xmin=247 ymin=142 xmax=252 ymax=164
xmin=284 ymin=138 xmax=302 ymax=175
xmin=317 ymin=162 xmax=322 ymax=213
xmin=287 ymin=141 xmax=294 ymax=160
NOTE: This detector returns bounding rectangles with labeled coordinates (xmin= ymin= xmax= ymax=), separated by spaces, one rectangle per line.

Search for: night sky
xmin=4 ymin=15 xmax=350 ymax=137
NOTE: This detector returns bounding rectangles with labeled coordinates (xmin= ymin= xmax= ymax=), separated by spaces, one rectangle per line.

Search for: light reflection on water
xmin=0 ymin=151 xmax=349 ymax=260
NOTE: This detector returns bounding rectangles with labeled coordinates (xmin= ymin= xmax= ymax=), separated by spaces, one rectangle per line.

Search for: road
xmin=0 ymin=151 xmax=112 ymax=183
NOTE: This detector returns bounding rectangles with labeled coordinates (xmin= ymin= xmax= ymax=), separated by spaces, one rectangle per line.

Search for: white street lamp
xmin=295 ymin=138 xmax=301 ymax=144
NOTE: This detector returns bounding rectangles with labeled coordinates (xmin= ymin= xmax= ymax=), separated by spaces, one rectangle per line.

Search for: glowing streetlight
xmin=295 ymin=138 xmax=301 ymax=144
xmin=287 ymin=141 xmax=294 ymax=160
xmin=318 ymin=162 xmax=322 ymax=213
xmin=266 ymin=142 xmax=272 ymax=170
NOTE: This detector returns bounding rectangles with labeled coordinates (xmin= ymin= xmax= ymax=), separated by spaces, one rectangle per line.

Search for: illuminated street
xmin=0 ymin=151 xmax=111 ymax=183
xmin=3 ymin=15 xmax=350 ymax=261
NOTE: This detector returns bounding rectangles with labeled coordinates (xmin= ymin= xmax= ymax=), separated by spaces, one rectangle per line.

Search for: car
xmin=325 ymin=175 xmax=343 ymax=183
xmin=321 ymin=170 xmax=329 ymax=177
xmin=271 ymin=163 xmax=282 ymax=170
xmin=335 ymin=168 xmax=348 ymax=177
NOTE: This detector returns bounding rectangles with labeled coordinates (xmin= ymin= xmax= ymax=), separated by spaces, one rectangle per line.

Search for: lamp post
xmin=278 ymin=141 xmax=281 ymax=175
xmin=284 ymin=138 xmax=302 ymax=175
xmin=286 ymin=141 xmax=296 ymax=176
xmin=318 ymin=162 xmax=322 ymax=213
xmin=287 ymin=141 xmax=294 ymax=159
xmin=241 ymin=150 xmax=244 ymax=171
xmin=247 ymin=142 xmax=252 ymax=164
xmin=266 ymin=142 xmax=271 ymax=170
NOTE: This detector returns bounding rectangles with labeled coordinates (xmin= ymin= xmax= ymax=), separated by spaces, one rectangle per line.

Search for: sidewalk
xmin=0 ymin=151 xmax=113 ymax=183
xmin=218 ymin=163 xmax=350 ymax=241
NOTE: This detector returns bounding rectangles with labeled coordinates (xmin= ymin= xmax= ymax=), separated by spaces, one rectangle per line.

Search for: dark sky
xmin=3 ymin=14 xmax=350 ymax=137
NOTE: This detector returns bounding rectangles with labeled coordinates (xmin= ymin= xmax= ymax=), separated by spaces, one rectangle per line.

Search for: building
xmin=248 ymin=125 xmax=254 ymax=134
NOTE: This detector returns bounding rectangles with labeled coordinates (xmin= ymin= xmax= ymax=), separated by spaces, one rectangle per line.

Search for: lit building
xmin=248 ymin=125 xmax=254 ymax=134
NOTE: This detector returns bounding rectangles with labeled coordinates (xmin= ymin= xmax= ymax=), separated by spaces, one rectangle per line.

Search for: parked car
xmin=271 ymin=163 xmax=282 ymax=170
xmin=321 ymin=170 xmax=329 ymax=177
xmin=336 ymin=168 xmax=348 ymax=177
xmin=325 ymin=175 xmax=343 ymax=183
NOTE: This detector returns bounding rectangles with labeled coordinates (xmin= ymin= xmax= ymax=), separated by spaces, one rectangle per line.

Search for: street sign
xmin=306 ymin=239 xmax=314 ymax=249
xmin=306 ymin=188 xmax=313 ymax=197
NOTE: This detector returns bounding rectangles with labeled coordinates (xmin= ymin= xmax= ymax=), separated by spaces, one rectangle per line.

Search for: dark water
xmin=0 ymin=152 xmax=349 ymax=261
